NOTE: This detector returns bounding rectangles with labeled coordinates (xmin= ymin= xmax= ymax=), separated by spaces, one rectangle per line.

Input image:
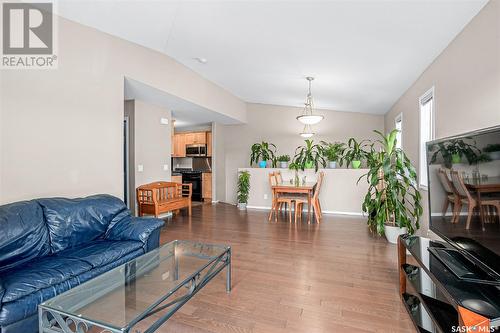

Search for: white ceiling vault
xmin=57 ymin=0 xmax=487 ymax=115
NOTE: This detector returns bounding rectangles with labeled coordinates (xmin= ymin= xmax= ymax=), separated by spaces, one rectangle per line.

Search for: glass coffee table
xmin=39 ymin=240 xmax=231 ymax=333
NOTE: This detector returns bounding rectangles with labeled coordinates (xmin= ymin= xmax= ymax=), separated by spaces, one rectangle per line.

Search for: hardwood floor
xmin=155 ymin=203 xmax=416 ymax=333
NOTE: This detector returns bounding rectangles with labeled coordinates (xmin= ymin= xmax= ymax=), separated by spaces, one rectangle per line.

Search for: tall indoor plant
xmin=344 ymin=137 xmax=369 ymax=169
xmin=293 ymin=139 xmax=325 ymax=171
xmin=250 ymin=141 xmax=277 ymax=168
xmin=321 ymin=141 xmax=345 ymax=168
xmin=359 ymin=129 xmax=422 ymax=243
xmin=237 ymin=170 xmax=250 ymax=210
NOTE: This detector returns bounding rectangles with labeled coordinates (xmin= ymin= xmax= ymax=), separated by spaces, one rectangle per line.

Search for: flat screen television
xmin=426 ymin=125 xmax=500 ymax=285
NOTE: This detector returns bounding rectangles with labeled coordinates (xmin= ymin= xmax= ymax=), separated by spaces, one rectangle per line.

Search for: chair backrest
xmin=450 ymin=170 xmax=471 ymax=200
xmin=313 ymin=172 xmax=324 ymax=200
xmin=268 ymin=172 xmax=277 ymax=187
xmin=137 ymin=182 xmax=182 ymax=204
xmin=275 ymin=171 xmax=283 ymax=184
xmin=437 ymin=168 xmax=455 ymax=194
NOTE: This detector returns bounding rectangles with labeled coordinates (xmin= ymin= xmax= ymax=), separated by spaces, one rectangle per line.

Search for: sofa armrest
xmin=105 ymin=216 xmax=164 ymax=251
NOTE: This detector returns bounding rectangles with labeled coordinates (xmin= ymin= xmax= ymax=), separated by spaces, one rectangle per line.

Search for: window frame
xmin=418 ymin=86 xmax=435 ymax=190
xmin=394 ymin=112 xmax=403 ymax=150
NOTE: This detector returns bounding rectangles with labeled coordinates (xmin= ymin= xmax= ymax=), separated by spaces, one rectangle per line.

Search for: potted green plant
xmin=293 ymin=139 xmax=325 ymax=171
xmin=429 ymin=138 xmax=481 ymax=168
xmin=237 ymin=170 xmax=250 ymax=210
xmin=483 ymin=143 xmax=500 ymax=161
xmin=250 ymin=141 xmax=277 ymax=168
xmin=358 ymin=130 xmax=422 ymax=244
xmin=321 ymin=141 xmax=345 ymax=169
xmin=277 ymin=155 xmax=291 ymax=168
xmin=344 ymin=138 xmax=369 ymax=169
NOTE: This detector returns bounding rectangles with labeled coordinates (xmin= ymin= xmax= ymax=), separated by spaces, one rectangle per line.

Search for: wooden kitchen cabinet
xmin=173 ymin=133 xmax=186 ymax=157
xmin=202 ymin=172 xmax=212 ymax=201
xmin=206 ymin=132 xmax=212 ymax=157
xmin=184 ymin=132 xmax=206 ymax=145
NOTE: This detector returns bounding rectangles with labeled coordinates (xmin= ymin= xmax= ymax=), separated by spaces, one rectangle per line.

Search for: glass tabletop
xmin=41 ymin=240 xmax=230 ymax=331
xmin=464 ymin=176 xmax=500 ymax=187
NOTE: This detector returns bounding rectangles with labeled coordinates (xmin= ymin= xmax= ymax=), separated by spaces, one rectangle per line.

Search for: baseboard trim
xmin=246 ymin=205 xmax=363 ymax=216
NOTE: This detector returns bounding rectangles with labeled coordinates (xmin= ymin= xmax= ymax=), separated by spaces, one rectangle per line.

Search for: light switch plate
xmin=163 ymin=164 xmax=169 ymax=171
xmin=160 ymin=118 xmax=169 ymax=125
xmin=137 ymin=164 xmax=144 ymax=172
xmin=264 ymin=194 xmax=268 ymax=200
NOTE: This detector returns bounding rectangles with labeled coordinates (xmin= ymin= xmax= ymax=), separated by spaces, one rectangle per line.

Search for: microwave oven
xmin=185 ymin=144 xmax=207 ymax=157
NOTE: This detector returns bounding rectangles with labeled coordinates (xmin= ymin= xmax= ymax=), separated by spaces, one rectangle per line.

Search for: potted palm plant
xmin=344 ymin=137 xmax=369 ymax=169
xmin=250 ymin=141 xmax=277 ymax=168
xmin=358 ymin=129 xmax=423 ymax=244
xmin=237 ymin=170 xmax=250 ymax=210
xmin=321 ymin=141 xmax=345 ymax=168
xmin=293 ymin=139 xmax=325 ymax=171
xmin=277 ymin=155 xmax=291 ymax=168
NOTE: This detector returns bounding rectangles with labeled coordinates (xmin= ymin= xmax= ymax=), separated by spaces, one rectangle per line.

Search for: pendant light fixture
xmin=296 ymin=77 xmax=324 ymax=125
xmin=300 ymin=124 xmax=315 ymax=138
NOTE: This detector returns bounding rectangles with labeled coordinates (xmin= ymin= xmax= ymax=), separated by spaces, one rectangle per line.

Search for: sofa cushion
xmin=0 ymin=200 xmax=50 ymax=273
xmin=0 ymin=257 xmax=92 ymax=303
xmin=0 ymin=249 xmax=144 ymax=326
xmin=57 ymin=240 xmax=144 ymax=268
xmin=37 ymin=194 xmax=129 ymax=253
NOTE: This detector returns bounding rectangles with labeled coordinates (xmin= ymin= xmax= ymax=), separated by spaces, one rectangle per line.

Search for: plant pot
xmin=305 ymin=161 xmax=314 ymax=169
xmin=384 ymin=225 xmax=407 ymax=244
xmin=451 ymin=153 xmax=461 ymax=164
xmin=237 ymin=203 xmax=247 ymax=210
xmin=258 ymin=161 xmax=267 ymax=168
xmin=351 ymin=160 xmax=361 ymax=169
xmin=328 ymin=161 xmax=337 ymax=169
xmin=279 ymin=161 xmax=288 ymax=168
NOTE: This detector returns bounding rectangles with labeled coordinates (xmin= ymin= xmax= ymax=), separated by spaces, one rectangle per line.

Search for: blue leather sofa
xmin=0 ymin=194 xmax=164 ymax=333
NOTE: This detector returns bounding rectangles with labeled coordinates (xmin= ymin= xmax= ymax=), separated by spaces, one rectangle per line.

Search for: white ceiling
xmin=124 ymin=78 xmax=241 ymax=129
xmin=58 ymin=0 xmax=487 ymax=115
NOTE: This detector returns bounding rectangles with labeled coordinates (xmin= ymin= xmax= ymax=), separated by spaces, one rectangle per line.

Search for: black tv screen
xmin=427 ymin=126 xmax=500 ymax=278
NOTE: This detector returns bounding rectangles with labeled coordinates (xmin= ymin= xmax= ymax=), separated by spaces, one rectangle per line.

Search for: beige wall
xmin=240 ymin=168 xmax=370 ymax=215
xmin=133 ymin=100 xmax=172 ymax=186
xmin=384 ymin=0 xmax=500 ymax=235
xmin=0 ymin=16 xmax=245 ymax=204
xmin=223 ymin=103 xmax=385 ymax=204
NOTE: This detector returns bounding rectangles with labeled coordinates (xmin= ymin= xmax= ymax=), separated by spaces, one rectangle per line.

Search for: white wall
xmin=384 ymin=0 xmax=500 ymax=235
xmin=223 ymin=103 xmax=385 ymax=204
xmin=0 ymin=15 xmax=245 ymax=204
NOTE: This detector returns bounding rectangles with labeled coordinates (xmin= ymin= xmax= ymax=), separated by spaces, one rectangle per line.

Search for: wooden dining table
xmin=272 ymin=181 xmax=317 ymax=223
xmin=465 ymin=176 xmax=500 ymax=223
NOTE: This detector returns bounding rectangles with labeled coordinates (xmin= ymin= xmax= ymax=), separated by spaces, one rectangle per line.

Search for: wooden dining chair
xmin=449 ymin=171 xmax=500 ymax=229
xmin=268 ymin=172 xmax=295 ymax=223
xmin=294 ymin=172 xmax=324 ymax=223
xmin=437 ymin=168 xmax=460 ymax=223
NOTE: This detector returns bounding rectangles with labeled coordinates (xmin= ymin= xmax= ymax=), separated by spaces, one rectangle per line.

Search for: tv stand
xmin=398 ymin=235 xmax=500 ymax=332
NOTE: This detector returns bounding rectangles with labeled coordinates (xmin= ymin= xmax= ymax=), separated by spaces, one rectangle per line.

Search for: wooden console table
xmin=398 ymin=235 xmax=500 ymax=332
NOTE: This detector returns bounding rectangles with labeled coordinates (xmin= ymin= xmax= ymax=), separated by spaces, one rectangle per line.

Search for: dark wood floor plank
xmin=153 ymin=203 xmax=415 ymax=333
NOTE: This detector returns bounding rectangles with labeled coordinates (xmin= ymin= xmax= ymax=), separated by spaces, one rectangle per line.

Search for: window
xmin=419 ymin=87 xmax=435 ymax=189
xmin=395 ymin=113 xmax=403 ymax=150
